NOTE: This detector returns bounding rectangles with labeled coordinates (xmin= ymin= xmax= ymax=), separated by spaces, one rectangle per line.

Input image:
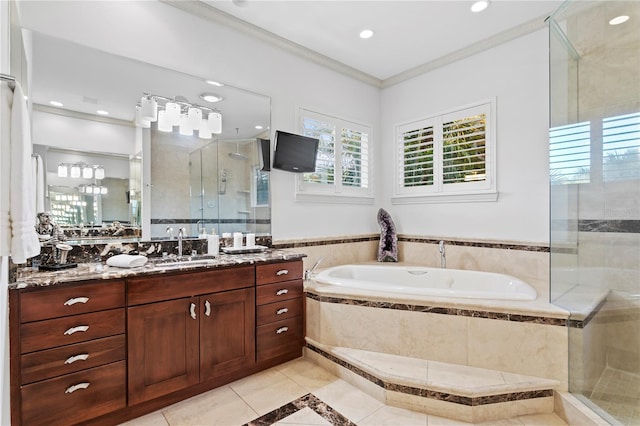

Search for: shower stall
xmin=549 ymin=1 xmax=639 ymax=424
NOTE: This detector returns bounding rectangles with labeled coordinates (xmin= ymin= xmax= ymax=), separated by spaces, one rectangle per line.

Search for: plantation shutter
xmin=549 ymin=121 xmax=591 ymax=184
xmin=302 ymin=116 xmax=335 ymax=185
xmin=400 ymin=126 xmax=435 ymax=187
xmin=341 ymin=127 xmax=369 ymax=188
xmin=602 ymin=112 xmax=640 ymax=181
xmin=442 ymin=114 xmax=486 ymax=184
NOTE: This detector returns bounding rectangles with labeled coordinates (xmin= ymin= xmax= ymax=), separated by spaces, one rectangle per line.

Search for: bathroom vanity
xmin=8 ymin=254 xmax=304 ymax=426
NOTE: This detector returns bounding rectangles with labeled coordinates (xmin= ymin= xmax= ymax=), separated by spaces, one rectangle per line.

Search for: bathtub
xmin=314 ymin=264 xmax=537 ymax=301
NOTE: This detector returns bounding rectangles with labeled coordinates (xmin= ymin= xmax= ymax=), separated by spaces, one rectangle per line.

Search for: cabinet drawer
xmin=256 ymin=280 xmax=303 ymax=305
xmin=257 ymin=317 xmax=303 ymax=362
xmin=20 ymin=308 xmax=125 ymax=354
xmin=21 ymin=361 xmax=126 ymax=426
xmin=257 ymin=297 xmax=303 ymax=325
xmin=257 ymin=261 xmax=303 ymax=285
xmin=21 ymin=334 xmax=125 ymax=385
xmin=127 ymin=266 xmax=254 ymax=305
xmin=20 ymin=280 xmax=125 ymax=323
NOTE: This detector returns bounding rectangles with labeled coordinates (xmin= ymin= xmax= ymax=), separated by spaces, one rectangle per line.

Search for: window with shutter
xmin=393 ymin=100 xmax=496 ymax=203
xmin=296 ymin=108 xmax=373 ymax=203
xmin=603 ymin=112 xmax=640 ymax=182
xmin=549 ymin=121 xmax=591 ymax=184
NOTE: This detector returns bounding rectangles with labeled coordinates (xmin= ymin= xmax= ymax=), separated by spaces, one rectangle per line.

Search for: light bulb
xmin=94 ymin=166 xmax=105 ymax=180
xmin=140 ymin=96 xmax=158 ymax=122
xmin=188 ymin=107 xmax=202 ymax=130
xmin=157 ymin=110 xmax=173 ymax=132
xmin=208 ymin=112 xmax=222 ymax=134
xmin=57 ymin=163 xmax=68 ymax=178
xmin=165 ymin=102 xmax=181 ymax=125
xmin=82 ymin=165 xmax=93 ymax=179
xmin=70 ymin=164 xmax=81 ymax=178
xmin=179 ymin=114 xmax=194 ymax=136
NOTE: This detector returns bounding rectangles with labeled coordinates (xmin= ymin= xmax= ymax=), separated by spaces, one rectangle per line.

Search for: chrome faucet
xmin=177 ymin=227 xmax=186 ymax=258
xmin=304 ymin=257 xmax=324 ymax=280
xmin=439 ymin=240 xmax=446 ymax=269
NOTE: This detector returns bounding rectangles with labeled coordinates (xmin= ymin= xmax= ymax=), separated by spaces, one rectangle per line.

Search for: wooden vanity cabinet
xmin=256 ymin=261 xmax=305 ymax=362
xmin=10 ymin=280 xmax=126 ymax=426
xmin=126 ymin=266 xmax=255 ymax=405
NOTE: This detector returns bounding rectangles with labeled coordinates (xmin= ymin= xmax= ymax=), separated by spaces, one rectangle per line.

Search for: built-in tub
xmin=314 ymin=264 xmax=537 ymax=301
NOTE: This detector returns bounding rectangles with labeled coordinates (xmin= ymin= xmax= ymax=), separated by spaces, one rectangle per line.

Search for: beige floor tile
xmin=518 ymin=413 xmax=568 ymax=425
xmin=359 ymin=405 xmax=428 ymax=425
xmin=162 ymin=385 xmax=258 ymax=426
xmin=229 ymin=368 xmax=308 ymax=416
xmin=426 ymin=414 xmax=475 ymax=426
xmin=312 ymin=379 xmax=385 ymax=423
xmin=274 ymin=407 xmax=332 ymax=425
xmin=275 ymin=357 xmax=340 ymax=392
xmin=119 ymin=411 xmax=169 ymax=426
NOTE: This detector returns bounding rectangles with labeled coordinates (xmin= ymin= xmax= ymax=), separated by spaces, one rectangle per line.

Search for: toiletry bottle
xmin=199 ymin=228 xmax=207 ymax=239
xmin=208 ymin=232 xmax=220 ymax=257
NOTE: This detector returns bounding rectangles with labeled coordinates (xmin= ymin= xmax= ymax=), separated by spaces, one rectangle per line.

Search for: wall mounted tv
xmin=272 ymin=130 xmax=319 ymax=173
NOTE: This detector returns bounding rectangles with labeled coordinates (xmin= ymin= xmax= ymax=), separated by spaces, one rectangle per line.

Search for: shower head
xmin=229 ymin=142 xmax=248 ymax=160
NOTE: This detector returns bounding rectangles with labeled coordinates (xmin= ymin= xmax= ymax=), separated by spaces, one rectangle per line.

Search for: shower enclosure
xmin=549 ymin=1 xmax=639 ymax=424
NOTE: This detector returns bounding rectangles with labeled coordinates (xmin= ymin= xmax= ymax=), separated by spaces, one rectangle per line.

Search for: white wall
xmin=380 ymin=29 xmax=550 ymax=244
xmin=18 ymin=0 xmax=383 ymax=241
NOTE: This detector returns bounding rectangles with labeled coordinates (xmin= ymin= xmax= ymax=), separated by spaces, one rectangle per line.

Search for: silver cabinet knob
xmin=276 ymin=289 xmax=289 ymax=296
xmin=65 ymin=382 xmax=90 ymax=394
xmin=190 ymin=302 xmax=197 ymax=320
xmin=276 ymin=308 xmax=289 ymax=315
xmin=64 ymin=325 xmax=89 ymax=335
xmin=276 ymin=269 xmax=289 ymax=276
xmin=64 ymin=354 xmax=89 ymax=364
xmin=64 ymin=297 xmax=89 ymax=306
xmin=276 ymin=327 xmax=289 ymax=334
xmin=204 ymin=300 xmax=211 ymax=316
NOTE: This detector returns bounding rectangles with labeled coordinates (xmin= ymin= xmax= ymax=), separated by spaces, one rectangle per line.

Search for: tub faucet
xmin=439 ymin=240 xmax=446 ymax=269
xmin=177 ymin=227 xmax=186 ymax=258
xmin=304 ymin=257 xmax=324 ymax=281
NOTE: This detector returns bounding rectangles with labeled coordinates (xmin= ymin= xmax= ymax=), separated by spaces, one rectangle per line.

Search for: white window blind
xmin=549 ymin=121 xmax=591 ymax=184
xmin=394 ymin=101 xmax=495 ymax=203
xmin=297 ymin=108 xmax=372 ymax=202
xmin=603 ymin=112 xmax=640 ymax=181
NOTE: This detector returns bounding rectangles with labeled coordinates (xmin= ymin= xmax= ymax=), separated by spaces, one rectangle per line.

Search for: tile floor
xmin=120 ymin=357 xmax=568 ymax=426
xmin=589 ymin=367 xmax=640 ymax=425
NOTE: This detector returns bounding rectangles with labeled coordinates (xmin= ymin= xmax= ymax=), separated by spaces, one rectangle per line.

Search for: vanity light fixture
xmin=140 ymin=95 xmax=158 ymax=122
xmin=82 ymin=165 xmax=93 ymax=179
xmin=70 ymin=164 xmax=81 ymax=179
xmin=471 ymin=1 xmax=489 ymax=12
xmin=165 ymin=102 xmax=181 ymax=125
xmin=57 ymin=163 xmax=68 ymax=178
xmin=134 ymin=105 xmax=151 ymax=128
xmin=179 ymin=114 xmax=194 ymax=136
xmin=199 ymin=119 xmax=213 ymax=139
xmin=94 ymin=166 xmax=105 ymax=180
xmin=609 ymin=15 xmax=629 ymax=25
xmin=157 ymin=110 xmax=173 ymax=132
xmin=188 ymin=107 xmax=202 ymax=130
xmin=208 ymin=112 xmax=222 ymax=134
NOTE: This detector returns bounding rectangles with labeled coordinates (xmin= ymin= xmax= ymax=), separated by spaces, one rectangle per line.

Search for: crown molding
xmin=161 ymin=0 xmax=383 ymax=88
xmin=33 ymin=104 xmax=134 ymax=127
xmin=164 ymin=1 xmax=551 ymax=90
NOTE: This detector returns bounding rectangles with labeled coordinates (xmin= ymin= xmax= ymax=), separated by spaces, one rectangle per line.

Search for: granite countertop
xmin=11 ymin=249 xmax=306 ymax=290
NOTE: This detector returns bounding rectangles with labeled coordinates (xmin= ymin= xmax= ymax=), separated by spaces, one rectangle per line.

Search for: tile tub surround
xmin=274 ymin=234 xmax=551 ymax=298
xmin=304 ymin=340 xmax=558 ymax=423
xmin=305 ymin=281 xmax=569 ymax=390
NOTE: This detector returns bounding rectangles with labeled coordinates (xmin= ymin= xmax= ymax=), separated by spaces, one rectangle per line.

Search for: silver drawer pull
xmin=64 ymin=325 xmax=89 ymax=335
xmin=64 ymin=297 xmax=89 ymax=306
xmin=276 ymin=308 xmax=289 ymax=315
xmin=65 ymin=382 xmax=90 ymax=394
xmin=205 ymin=300 xmax=211 ymax=317
xmin=276 ymin=289 xmax=289 ymax=296
xmin=190 ymin=302 xmax=197 ymax=320
xmin=64 ymin=354 xmax=89 ymax=364
xmin=276 ymin=269 xmax=289 ymax=276
xmin=276 ymin=327 xmax=289 ymax=334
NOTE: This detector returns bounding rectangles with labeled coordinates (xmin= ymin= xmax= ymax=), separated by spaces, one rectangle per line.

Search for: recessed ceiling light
xmin=205 ymin=80 xmax=224 ymax=87
xmin=609 ymin=15 xmax=629 ymax=25
xmin=49 ymin=100 xmax=63 ymax=107
xmin=200 ymin=93 xmax=223 ymax=103
xmin=96 ymin=110 xmax=109 ymax=116
xmin=471 ymin=1 xmax=489 ymax=13
xmin=359 ymin=29 xmax=374 ymax=39
xmin=255 ymin=125 xmax=263 ymax=130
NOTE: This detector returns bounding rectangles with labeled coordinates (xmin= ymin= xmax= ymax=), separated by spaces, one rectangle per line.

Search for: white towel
xmin=0 ymin=83 xmax=11 ymax=256
xmin=8 ymin=83 xmax=40 ymax=264
xmin=31 ymin=154 xmax=45 ymax=213
xmin=106 ymin=254 xmax=148 ymax=268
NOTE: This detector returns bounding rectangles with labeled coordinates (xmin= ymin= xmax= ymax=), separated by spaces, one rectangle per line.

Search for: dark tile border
xmin=306 ymin=292 xmax=568 ymax=326
xmin=272 ymin=234 xmax=551 ymax=253
xmin=243 ymin=393 xmax=356 ymax=426
xmin=306 ymin=343 xmax=554 ymax=407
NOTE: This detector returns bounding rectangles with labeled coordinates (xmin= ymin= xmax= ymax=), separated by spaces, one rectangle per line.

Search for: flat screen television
xmin=272 ymin=130 xmax=319 ymax=173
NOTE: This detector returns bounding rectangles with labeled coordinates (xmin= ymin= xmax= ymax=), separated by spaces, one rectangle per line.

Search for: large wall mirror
xmin=27 ymin=30 xmax=271 ymax=242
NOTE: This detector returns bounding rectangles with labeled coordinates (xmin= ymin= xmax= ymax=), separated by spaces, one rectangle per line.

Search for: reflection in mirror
xmin=29 ymin=31 xmax=271 ymax=242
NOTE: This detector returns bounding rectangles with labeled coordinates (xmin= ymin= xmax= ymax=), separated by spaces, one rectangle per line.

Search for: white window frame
xmin=392 ymin=99 xmax=497 ymax=204
xmin=295 ymin=107 xmax=373 ymax=204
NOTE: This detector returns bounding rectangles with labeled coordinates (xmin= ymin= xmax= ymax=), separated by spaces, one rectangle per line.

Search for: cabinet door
xmin=128 ymin=298 xmax=199 ymax=405
xmin=200 ymin=288 xmax=255 ymax=382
